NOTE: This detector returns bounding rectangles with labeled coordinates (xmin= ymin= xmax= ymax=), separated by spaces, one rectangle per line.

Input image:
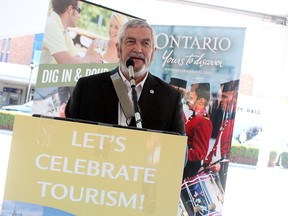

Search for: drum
xmin=178 ymin=172 xmax=224 ymax=216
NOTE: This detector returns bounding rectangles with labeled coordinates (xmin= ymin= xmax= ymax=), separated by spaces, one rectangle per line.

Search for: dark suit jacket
xmin=65 ymin=67 xmax=185 ymax=135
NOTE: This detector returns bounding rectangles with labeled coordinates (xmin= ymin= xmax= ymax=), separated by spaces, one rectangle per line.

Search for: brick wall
xmin=0 ymin=34 xmax=34 ymax=65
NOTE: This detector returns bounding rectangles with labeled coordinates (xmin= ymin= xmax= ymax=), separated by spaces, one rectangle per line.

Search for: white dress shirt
xmin=117 ymin=69 xmax=148 ymax=126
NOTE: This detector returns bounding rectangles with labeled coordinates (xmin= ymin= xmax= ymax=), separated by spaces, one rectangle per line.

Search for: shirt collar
xmin=118 ymin=68 xmax=148 ymax=89
xmin=51 ymin=11 xmax=66 ymax=33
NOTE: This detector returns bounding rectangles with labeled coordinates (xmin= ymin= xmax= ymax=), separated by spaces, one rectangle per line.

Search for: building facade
xmin=0 ymin=33 xmax=43 ymax=107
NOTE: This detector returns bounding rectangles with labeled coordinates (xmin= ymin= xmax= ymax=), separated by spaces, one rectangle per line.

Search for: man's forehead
xmin=125 ymin=27 xmax=152 ymax=38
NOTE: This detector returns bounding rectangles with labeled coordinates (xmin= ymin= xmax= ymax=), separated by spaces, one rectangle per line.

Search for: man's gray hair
xmin=117 ymin=19 xmax=156 ymax=49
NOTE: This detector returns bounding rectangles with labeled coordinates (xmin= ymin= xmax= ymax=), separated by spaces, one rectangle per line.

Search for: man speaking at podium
xmin=65 ymin=19 xmax=185 ymax=136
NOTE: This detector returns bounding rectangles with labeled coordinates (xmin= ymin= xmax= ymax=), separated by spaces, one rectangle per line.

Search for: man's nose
xmin=133 ymin=43 xmax=142 ymax=53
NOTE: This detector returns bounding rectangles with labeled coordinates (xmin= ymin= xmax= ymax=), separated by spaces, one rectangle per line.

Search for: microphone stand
xmin=126 ymin=58 xmax=142 ymax=128
xmin=131 ymin=85 xmax=142 ymax=128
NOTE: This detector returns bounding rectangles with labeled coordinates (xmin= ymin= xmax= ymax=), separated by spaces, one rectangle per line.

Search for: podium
xmin=1 ymin=115 xmax=187 ymax=216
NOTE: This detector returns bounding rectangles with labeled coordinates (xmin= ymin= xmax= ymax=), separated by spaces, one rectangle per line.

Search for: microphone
xmin=125 ymin=58 xmax=142 ymax=128
xmin=126 ymin=58 xmax=135 ymax=88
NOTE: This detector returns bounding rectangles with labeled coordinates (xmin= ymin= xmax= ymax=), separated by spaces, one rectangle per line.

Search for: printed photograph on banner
xmin=34 ymin=0 xmax=137 ymax=117
xmin=1 ymin=200 xmax=75 ymax=216
xmin=40 ymin=0 xmax=134 ymax=64
xmin=150 ymin=25 xmax=245 ymax=216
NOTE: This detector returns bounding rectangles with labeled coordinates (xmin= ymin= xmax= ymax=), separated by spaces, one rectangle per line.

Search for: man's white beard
xmin=134 ymin=64 xmax=148 ymax=78
xmin=120 ymin=59 xmax=149 ymax=78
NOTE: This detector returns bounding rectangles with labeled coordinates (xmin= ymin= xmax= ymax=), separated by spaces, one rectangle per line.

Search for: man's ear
xmin=67 ymin=4 xmax=74 ymax=14
xmin=150 ymin=47 xmax=157 ymax=62
xmin=116 ymin=43 xmax=121 ymax=58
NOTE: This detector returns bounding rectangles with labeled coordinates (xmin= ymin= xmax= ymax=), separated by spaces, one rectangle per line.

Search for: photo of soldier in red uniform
xmin=183 ymin=83 xmax=213 ymax=179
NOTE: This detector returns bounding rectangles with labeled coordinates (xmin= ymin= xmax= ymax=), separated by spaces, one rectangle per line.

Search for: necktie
xmin=129 ymin=117 xmax=136 ymax=127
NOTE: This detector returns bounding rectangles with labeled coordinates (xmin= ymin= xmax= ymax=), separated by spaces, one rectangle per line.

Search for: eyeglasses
xmin=73 ymin=5 xmax=81 ymax=14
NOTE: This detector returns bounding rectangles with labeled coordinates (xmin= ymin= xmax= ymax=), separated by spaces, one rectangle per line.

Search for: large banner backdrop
xmin=150 ymin=25 xmax=245 ymax=216
xmin=5 ymin=0 xmax=246 ymax=215
xmin=33 ymin=0 xmax=136 ymax=116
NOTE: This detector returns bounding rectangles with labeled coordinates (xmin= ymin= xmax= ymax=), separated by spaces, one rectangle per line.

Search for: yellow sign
xmin=3 ymin=115 xmax=187 ymax=216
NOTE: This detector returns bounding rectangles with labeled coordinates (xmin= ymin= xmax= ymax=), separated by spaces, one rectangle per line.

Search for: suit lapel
xmin=139 ymin=73 xmax=158 ymax=118
xmin=102 ymin=69 xmax=119 ymax=124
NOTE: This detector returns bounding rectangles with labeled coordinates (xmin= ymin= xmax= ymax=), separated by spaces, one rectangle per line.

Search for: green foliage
xmin=230 ymin=144 xmax=288 ymax=168
xmin=78 ymin=2 xmax=112 ymax=38
xmin=0 ymin=111 xmax=15 ymax=130
xmin=230 ymin=144 xmax=259 ymax=165
xmin=268 ymin=151 xmax=278 ymax=167
xmin=269 ymin=151 xmax=278 ymax=160
xmin=281 ymin=152 xmax=288 ymax=168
